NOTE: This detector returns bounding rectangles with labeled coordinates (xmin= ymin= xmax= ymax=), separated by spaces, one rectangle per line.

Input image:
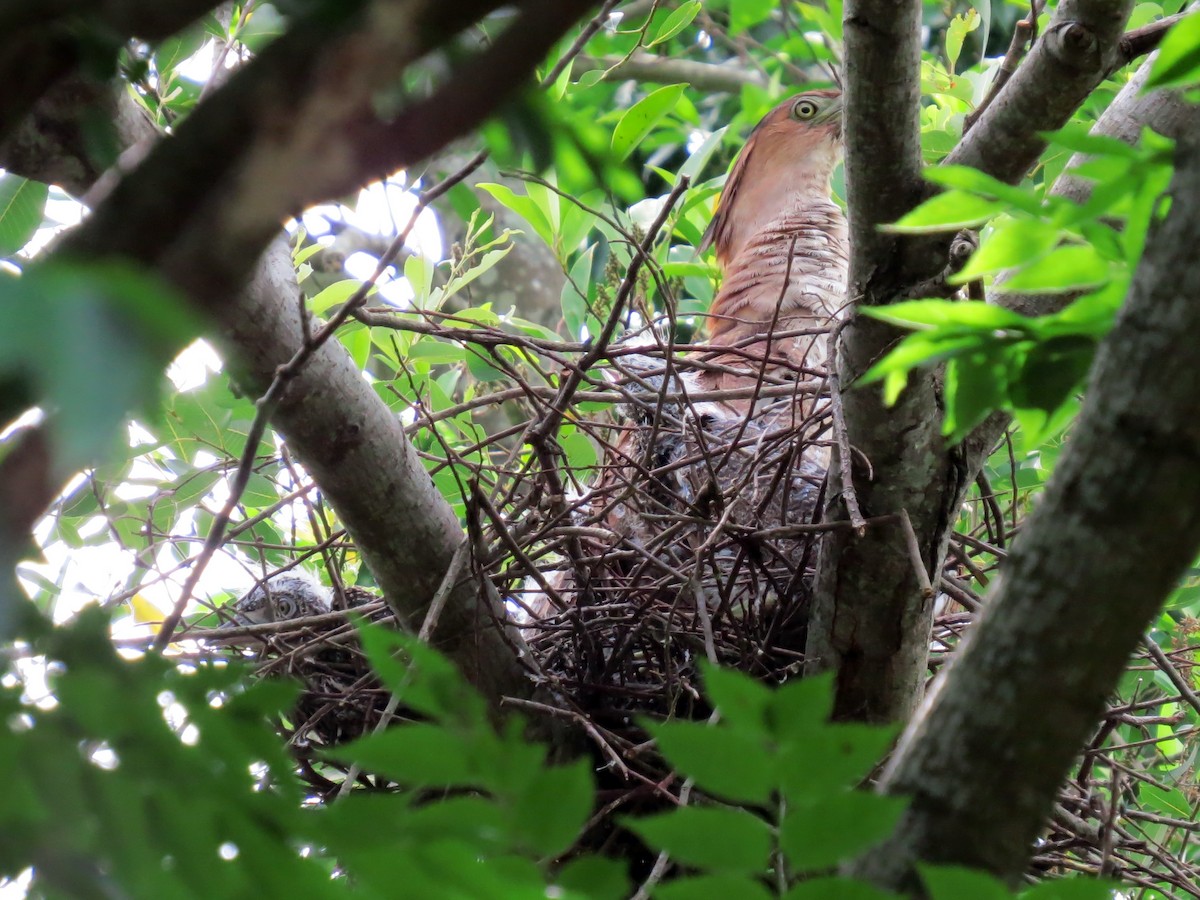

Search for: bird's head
xmin=700 ymin=89 xmax=843 ymax=267
xmin=221 ymin=573 xmax=332 ymax=628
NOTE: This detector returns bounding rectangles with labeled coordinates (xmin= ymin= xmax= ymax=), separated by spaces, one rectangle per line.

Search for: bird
xmin=220 ymin=572 xmax=333 ymax=627
xmin=524 ymin=89 xmax=847 ymax=623
xmin=692 ymin=88 xmax=847 ymax=415
xmin=220 ymin=572 xmax=380 ymax=628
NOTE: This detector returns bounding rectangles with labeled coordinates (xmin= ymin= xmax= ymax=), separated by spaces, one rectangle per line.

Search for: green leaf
xmin=679 ymin=127 xmax=729 ymax=184
xmin=1014 ymin=396 xmax=1079 ymax=452
xmin=1042 ymin=124 xmax=1142 ymax=160
xmin=404 ymin=254 xmax=435 ymax=306
xmin=611 ymin=84 xmax=686 ymax=160
xmin=729 ymin=0 xmax=775 ymax=34
xmin=559 ymin=425 xmax=598 ymax=471
xmin=466 ymin=349 xmax=507 ymax=382
xmin=624 ymin=806 xmax=772 ymax=874
xmin=919 ymin=864 xmax=1010 ymax=900
xmin=944 ymin=350 xmax=1007 ymax=444
xmin=341 ymin=321 xmax=371 ymax=370
xmin=153 ymin=24 xmax=209 ymax=77
xmin=240 ymin=470 xmax=279 ymax=508
xmin=861 ymin=334 xmax=996 ymax=405
xmin=1039 ymin=282 xmax=1123 ymax=338
xmin=511 ymin=760 xmax=593 ymax=856
xmin=1010 ymin=336 xmax=1093 ymax=415
xmin=887 ymin=191 xmax=1008 ymax=233
xmin=649 ymin=1 xmax=702 ymax=47
xmin=576 ymin=69 xmax=605 ymax=89
xmin=647 ymin=719 xmax=775 ymax=803
xmin=952 ymin=219 xmax=1061 ymax=282
xmin=408 ymin=339 xmax=467 ymax=364
xmin=0 ymin=262 xmax=203 ymax=470
xmin=1001 ymin=244 xmax=1110 ymax=293
xmin=326 ymin=723 xmax=478 ymax=786
xmin=777 ymin=723 xmax=898 ymax=800
xmin=477 ymin=183 xmax=555 ymax=248
xmin=555 ymin=857 xmax=630 ymax=900
xmin=700 ymin=661 xmax=772 ymax=733
xmin=1138 ymin=783 xmax=1193 ymax=818
xmin=1145 ymin=12 xmax=1200 ymax=88
xmin=561 ymin=243 xmax=598 ymax=337
xmin=549 ymin=55 xmax=572 ymax=101
xmin=862 ymin=300 xmax=1028 ymax=331
xmin=767 ymin=671 xmax=835 ymax=738
xmin=924 ymin=166 xmax=1043 ymax=216
xmin=355 ymin=623 xmax=488 ymax=726
xmin=781 ymin=793 xmax=908 ymax=871
xmin=657 ymin=874 xmax=775 ymax=900
xmin=784 ymin=877 xmax=899 ymax=899
xmin=0 ymin=175 xmax=48 ymax=256
xmin=310 ymin=279 xmax=364 ymax=316
xmin=945 ymin=9 xmax=980 ymax=72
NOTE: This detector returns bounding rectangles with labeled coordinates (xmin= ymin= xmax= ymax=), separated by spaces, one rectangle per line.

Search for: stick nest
xmin=186 ymin=343 xmax=1199 ymax=894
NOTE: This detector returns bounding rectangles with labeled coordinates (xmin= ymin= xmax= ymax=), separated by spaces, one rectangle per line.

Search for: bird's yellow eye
xmin=791 ymin=98 xmax=820 ymax=120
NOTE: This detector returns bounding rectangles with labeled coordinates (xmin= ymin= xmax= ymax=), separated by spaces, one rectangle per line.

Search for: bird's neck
xmin=707 ymin=199 xmax=849 ymax=347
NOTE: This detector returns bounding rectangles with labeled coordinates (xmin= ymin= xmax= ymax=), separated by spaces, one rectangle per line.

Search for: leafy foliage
xmin=863 ymin=129 xmax=1175 ymax=445
xmin=0 ymin=607 xmax=1133 ymax=898
xmin=0 ymin=262 xmax=202 ymax=472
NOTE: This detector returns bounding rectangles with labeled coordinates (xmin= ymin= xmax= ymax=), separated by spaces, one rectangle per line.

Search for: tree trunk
xmin=856 ymin=124 xmax=1200 ymax=890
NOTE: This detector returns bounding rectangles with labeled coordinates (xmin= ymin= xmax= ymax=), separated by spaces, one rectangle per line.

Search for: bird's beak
xmin=824 ymin=95 xmax=844 ymax=138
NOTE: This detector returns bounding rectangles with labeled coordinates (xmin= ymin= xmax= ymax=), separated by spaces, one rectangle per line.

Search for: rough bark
xmin=216 ymin=239 xmax=529 ymax=700
xmin=0 ymin=74 xmax=157 ymax=197
xmin=0 ymin=0 xmax=220 ymax=146
xmin=855 ymin=123 xmax=1200 ymax=890
xmin=948 ymin=0 xmax=1136 ymax=183
xmin=806 ymin=0 xmax=935 ymax=723
xmin=809 ymin=0 xmax=1137 ymax=723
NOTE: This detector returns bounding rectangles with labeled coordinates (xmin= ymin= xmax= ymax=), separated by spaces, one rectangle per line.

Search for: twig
xmin=948 ymin=538 xmax=990 ymax=588
xmin=198 ymin=1 xmax=257 ymax=102
xmin=502 ymin=695 xmax=631 ymax=776
xmin=1117 ymin=13 xmax=1188 ymax=67
xmin=631 ymin=713 xmax=710 ymax=900
xmin=938 ymin=571 xmax=982 ymax=613
xmin=1144 ymin=639 xmax=1200 ymax=718
xmin=964 ymin=0 xmax=1044 ymax=134
xmin=525 ymin=177 xmax=688 ymax=449
xmin=418 ymin=538 xmax=472 ymax=642
xmin=1100 ymin=769 xmax=1121 ymax=876
xmin=542 ymin=0 xmax=623 ymax=86
xmin=520 ymin=178 xmax=689 ymax=615
xmin=331 ymin=538 xmax=474 ymax=800
xmin=898 ymin=508 xmax=934 ymax=600
xmin=828 ymin=322 xmax=866 ymax=534
xmin=748 ymin=513 xmax=898 ymax=541
xmin=572 ymin=53 xmax=766 ymax=91
xmin=974 ymin=470 xmax=1007 ymax=549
